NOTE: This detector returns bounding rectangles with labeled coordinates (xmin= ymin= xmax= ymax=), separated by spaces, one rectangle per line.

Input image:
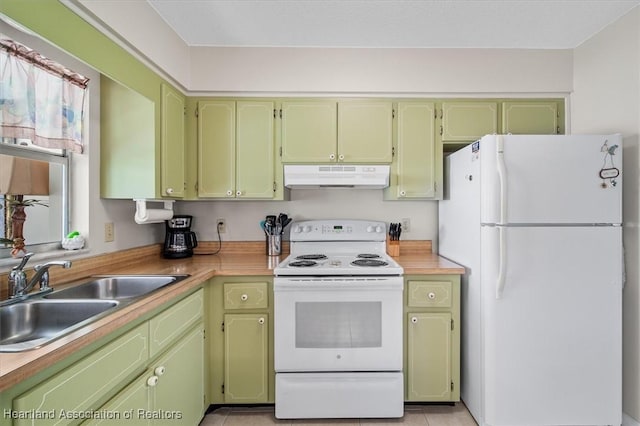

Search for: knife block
xmin=386 ymin=238 xmax=400 ymax=257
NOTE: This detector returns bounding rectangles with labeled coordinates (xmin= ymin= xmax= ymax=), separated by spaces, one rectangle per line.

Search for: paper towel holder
xmin=134 ymin=199 xmax=175 ymax=224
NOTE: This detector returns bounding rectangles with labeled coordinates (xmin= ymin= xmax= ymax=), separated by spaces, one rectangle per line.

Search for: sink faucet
xmin=8 ymin=253 xmax=72 ymax=298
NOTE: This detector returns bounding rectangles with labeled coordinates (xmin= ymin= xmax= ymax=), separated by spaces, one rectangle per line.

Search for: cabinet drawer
xmin=149 ymin=289 xmax=203 ymax=357
xmin=13 ymin=323 xmax=149 ymax=425
xmin=224 ymin=282 xmax=269 ymax=310
xmin=407 ymin=281 xmax=452 ymax=308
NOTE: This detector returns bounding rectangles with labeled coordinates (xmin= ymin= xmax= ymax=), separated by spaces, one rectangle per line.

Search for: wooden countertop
xmin=0 ymin=241 xmax=463 ymax=392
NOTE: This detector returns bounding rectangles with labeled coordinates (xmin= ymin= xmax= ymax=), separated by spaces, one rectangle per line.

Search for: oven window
xmin=295 ymin=302 xmax=382 ymax=348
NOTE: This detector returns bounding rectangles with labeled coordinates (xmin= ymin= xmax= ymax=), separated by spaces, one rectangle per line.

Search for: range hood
xmin=284 ymin=165 xmax=390 ymax=189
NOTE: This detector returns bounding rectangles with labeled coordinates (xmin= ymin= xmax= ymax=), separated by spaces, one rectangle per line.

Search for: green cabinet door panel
xmin=13 ymin=323 xmax=149 ymax=426
xmin=281 ymin=101 xmax=337 ymax=163
xmin=236 ymin=101 xmax=276 ymax=198
xmin=88 ymin=326 xmax=205 ymax=426
xmin=149 ymin=288 xmax=204 ymax=358
xmin=152 ymin=326 xmax=205 ymax=426
xmin=84 ymin=371 xmax=152 ymax=426
xmin=441 ymin=101 xmax=498 ymax=142
xmin=385 ymin=102 xmax=440 ymax=199
xmin=160 ymin=84 xmax=186 ymax=198
xmin=407 ymin=313 xmax=452 ymax=401
xmin=501 ymin=101 xmax=560 ymax=135
xmin=100 ymin=77 xmax=157 ymax=199
xmin=224 ymin=314 xmax=269 ymax=403
xmin=337 ymin=101 xmax=393 ymax=162
xmin=197 ymin=101 xmax=236 ymax=198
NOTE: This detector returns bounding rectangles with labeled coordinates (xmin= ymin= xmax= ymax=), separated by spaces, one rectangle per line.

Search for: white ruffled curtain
xmin=0 ymin=39 xmax=88 ymax=153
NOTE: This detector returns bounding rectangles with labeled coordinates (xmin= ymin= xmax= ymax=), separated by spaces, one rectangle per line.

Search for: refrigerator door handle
xmin=496 ymin=135 xmax=507 ymax=299
xmin=496 ymin=226 xmax=507 ymax=298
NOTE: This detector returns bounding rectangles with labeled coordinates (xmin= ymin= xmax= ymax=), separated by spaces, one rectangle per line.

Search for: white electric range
xmin=273 ymin=219 xmax=404 ymax=420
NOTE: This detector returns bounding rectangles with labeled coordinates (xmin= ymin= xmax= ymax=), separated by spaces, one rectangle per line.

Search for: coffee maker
xmin=163 ymin=215 xmax=198 ymax=259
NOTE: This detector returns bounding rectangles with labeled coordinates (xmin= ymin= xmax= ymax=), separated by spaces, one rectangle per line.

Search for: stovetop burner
xmin=357 ymin=253 xmax=381 ymax=259
xmin=289 ymin=260 xmax=319 ymax=267
xmin=296 ymin=254 xmax=328 ymax=261
xmin=351 ymin=259 xmax=389 ymax=267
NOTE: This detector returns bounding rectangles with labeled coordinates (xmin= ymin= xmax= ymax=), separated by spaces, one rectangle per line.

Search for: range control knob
xmin=366 ymin=226 xmax=374 ymax=233
xmin=302 ymin=225 xmax=312 ymax=233
xmin=375 ymin=226 xmax=383 ymax=233
xmin=293 ymin=226 xmax=302 ymax=233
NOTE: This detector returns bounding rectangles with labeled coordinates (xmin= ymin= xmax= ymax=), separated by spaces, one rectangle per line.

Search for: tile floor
xmin=199 ymin=403 xmax=478 ymax=425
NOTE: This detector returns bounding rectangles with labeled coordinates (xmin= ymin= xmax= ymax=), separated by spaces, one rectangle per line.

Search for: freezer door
xmin=479 ymin=134 xmax=622 ymax=224
xmin=481 ymin=225 xmax=622 ymax=426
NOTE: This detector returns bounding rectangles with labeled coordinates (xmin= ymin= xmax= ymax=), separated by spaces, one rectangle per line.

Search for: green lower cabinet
xmin=208 ymin=277 xmax=275 ymax=405
xmin=403 ymin=275 xmax=460 ymax=402
xmin=407 ymin=312 xmax=452 ymax=401
xmin=224 ymin=314 xmax=269 ymax=403
xmin=12 ymin=323 xmax=149 ymax=426
xmin=86 ymin=325 xmax=204 ymax=426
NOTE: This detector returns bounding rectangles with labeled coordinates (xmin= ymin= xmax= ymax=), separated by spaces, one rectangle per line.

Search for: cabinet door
xmin=85 ymin=371 xmax=152 ymax=426
xmin=387 ymin=102 xmax=439 ymax=199
xmin=441 ymin=101 xmax=498 ymax=143
xmin=281 ymin=101 xmax=337 ymax=163
xmin=236 ymin=101 xmax=275 ymax=198
xmin=224 ymin=314 xmax=269 ymax=403
xmin=501 ymin=101 xmax=559 ymax=135
xmin=338 ymin=101 xmax=393 ymax=162
xmin=13 ymin=324 xmax=149 ymax=425
xmin=198 ymin=101 xmax=236 ymax=197
xmin=407 ymin=312 xmax=452 ymax=401
xmin=154 ymin=326 xmax=205 ymax=426
xmin=160 ymin=83 xmax=186 ymax=198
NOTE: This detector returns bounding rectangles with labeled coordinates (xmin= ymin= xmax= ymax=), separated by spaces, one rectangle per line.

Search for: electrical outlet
xmin=217 ymin=218 xmax=226 ymax=233
xmin=104 ymin=222 xmax=115 ymax=242
xmin=401 ymin=218 xmax=411 ymax=233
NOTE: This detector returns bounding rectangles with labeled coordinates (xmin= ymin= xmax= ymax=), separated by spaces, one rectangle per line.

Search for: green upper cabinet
xmin=385 ymin=101 xmax=441 ymax=200
xmin=280 ymin=100 xmax=393 ymax=163
xmin=337 ymin=101 xmax=393 ymax=163
xmin=160 ymin=83 xmax=186 ymax=198
xmin=198 ymin=100 xmax=277 ymax=199
xmin=280 ymin=100 xmax=337 ymax=163
xmin=501 ymin=100 xmax=562 ymax=135
xmin=441 ymin=101 xmax=498 ymax=144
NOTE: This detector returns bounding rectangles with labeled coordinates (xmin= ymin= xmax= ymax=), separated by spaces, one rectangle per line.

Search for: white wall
xmin=189 ymin=47 xmax=573 ymax=94
xmin=571 ymin=7 xmax=640 ymax=424
xmin=176 ymin=189 xmax=437 ymax=243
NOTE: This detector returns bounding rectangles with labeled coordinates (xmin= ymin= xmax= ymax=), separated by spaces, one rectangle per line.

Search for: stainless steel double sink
xmin=0 ymin=275 xmax=189 ymax=352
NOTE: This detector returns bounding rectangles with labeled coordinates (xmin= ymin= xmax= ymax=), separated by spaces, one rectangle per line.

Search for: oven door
xmin=274 ymin=276 xmax=403 ymax=372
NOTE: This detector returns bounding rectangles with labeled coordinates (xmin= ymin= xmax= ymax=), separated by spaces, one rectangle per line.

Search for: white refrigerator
xmin=438 ymin=134 xmax=623 ymax=426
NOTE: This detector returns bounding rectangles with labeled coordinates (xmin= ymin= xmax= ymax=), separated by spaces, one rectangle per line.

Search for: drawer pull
xmin=240 ymin=294 xmax=249 ymax=301
xmin=147 ymin=376 xmax=159 ymax=387
xmin=411 ymin=317 xmax=418 ymax=324
xmin=154 ymin=366 xmax=166 ymax=376
xmin=258 ymin=317 xmax=265 ymax=325
xmin=428 ymin=292 xmax=436 ymax=300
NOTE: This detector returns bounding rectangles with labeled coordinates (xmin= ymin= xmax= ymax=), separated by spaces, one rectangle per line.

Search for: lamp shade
xmin=0 ymin=154 xmax=50 ymax=195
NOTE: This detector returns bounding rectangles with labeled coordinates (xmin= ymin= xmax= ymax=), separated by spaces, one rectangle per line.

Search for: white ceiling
xmin=145 ymin=0 xmax=640 ymax=49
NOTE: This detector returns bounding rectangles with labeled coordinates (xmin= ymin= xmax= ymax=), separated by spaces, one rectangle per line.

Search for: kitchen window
xmin=0 ymin=37 xmax=86 ymax=259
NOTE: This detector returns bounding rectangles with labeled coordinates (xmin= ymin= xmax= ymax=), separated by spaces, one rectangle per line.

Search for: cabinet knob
xmin=154 ymin=366 xmax=166 ymax=376
xmin=428 ymin=292 xmax=436 ymax=300
xmin=147 ymin=376 xmax=159 ymax=387
xmin=329 ymin=153 xmax=336 ymax=160
xmin=236 ymin=190 xmax=242 ymax=196
xmin=400 ymin=190 xmax=406 ymax=197
xmin=241 ymin=294 xmax=249 ymax=301
xmin=226 ymin=190 xmax=233 ymax=196
xmin=258 ymin=317 xmax=265 ymax=325
xmin=411 ymin=317 xmax=418 ymax=324
xmin=338 ymin=154 xmax=345 ymax=161
xmin=165 ymin=187 xmax=174 ymax=195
